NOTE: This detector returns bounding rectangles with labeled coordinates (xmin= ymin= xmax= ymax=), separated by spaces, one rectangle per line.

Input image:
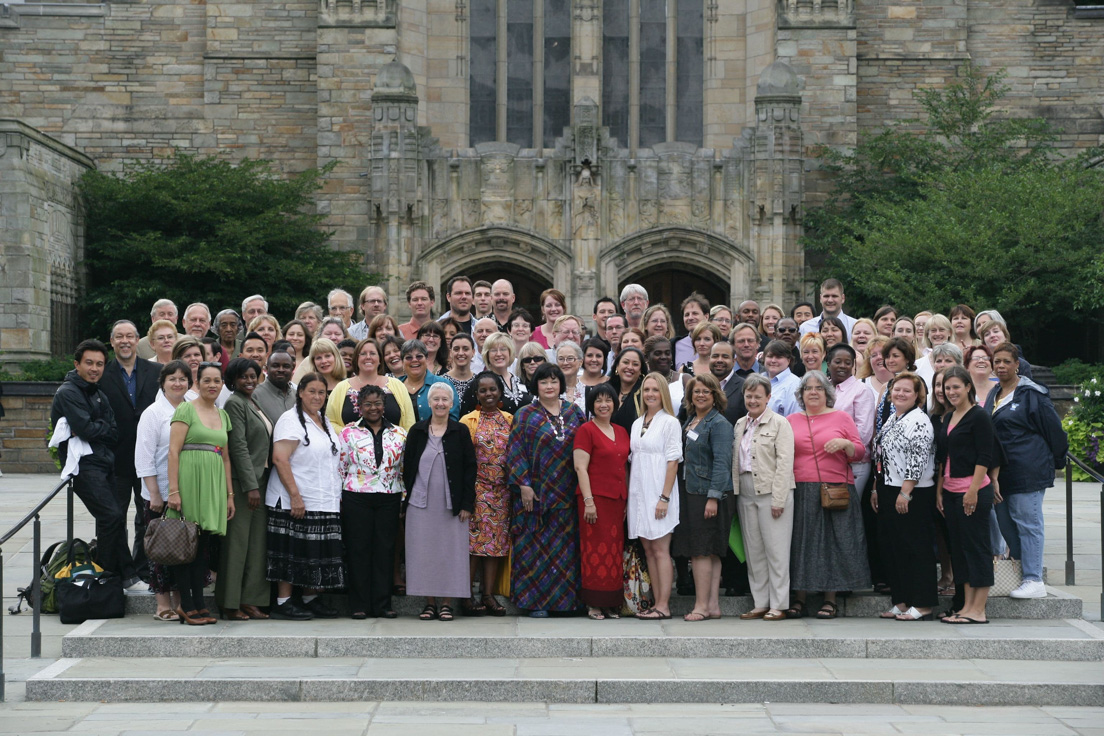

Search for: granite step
xmin=62 ymin=615 xmax=1104 ymax=662
xmin=122 ymin=586 xmax=1085 ymax=620
xmin=26 ymin=654 xmax=1104 ymax=706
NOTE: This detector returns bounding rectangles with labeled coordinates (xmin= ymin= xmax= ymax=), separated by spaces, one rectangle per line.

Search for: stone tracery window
xmin=469 ymin=0 xmax=702 ymax=150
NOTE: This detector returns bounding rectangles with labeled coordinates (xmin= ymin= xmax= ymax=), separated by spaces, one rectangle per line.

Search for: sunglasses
xmin=199 ymin=361 xmax=222 ymax=368
xmin=520 ymin=356 xmax=545 ymax=365
xmin=775 ymin=326 xmax=798 ymax=333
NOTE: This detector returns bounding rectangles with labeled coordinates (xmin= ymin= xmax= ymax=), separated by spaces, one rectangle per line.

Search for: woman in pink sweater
xmin=786 ymin=370 xmax=871 ymax=620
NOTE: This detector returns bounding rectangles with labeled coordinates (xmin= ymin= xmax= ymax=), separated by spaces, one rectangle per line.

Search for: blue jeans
xmin=995 ymin=490 xmax=1045 ymax=582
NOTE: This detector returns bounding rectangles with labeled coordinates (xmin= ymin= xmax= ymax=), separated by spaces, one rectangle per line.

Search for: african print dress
xmin=506 ymin=400 xmax=586 ymax=612
xmin=469 ymin=409 xmax=513 ymax=557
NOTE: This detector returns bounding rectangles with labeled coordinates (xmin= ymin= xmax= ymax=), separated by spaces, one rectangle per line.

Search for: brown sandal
xmin=482 ymin=595 xmax=507 ymax=617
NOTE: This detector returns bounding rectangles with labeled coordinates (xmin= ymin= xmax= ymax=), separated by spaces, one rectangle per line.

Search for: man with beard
xmin=252 ymin=349 xmax=297 ymax=425
xmin=490 ymin=279 xmax=516 ymax=331
xmin=772 ymin=317 xmax=805 ymax=377
xmin=98 ymin=320 xmax=161 ymax=581
xmin=182 ymin=303 xmax=212 ymax=339
xmin=709 ymin=340 xmax=746 ymax=425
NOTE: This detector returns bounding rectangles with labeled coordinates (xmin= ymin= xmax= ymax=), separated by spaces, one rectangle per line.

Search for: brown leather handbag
xmin=144 ymin=511 xmax=199 ymax=565
xmin=806 ymin=413 xmax=850 ymax=511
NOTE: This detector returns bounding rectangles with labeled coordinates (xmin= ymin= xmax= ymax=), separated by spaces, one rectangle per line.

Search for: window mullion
xmin=533 ymin=0 xmax=545 ymax=149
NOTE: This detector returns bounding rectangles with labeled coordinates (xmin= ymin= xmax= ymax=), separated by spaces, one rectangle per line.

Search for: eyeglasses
xmin=803 ymin=386 xmax=825 ymax=393
xmin=520 ymin=356 xmax=545 ymax=365
xmin=329 ymin=305 xmax=352 ymax=312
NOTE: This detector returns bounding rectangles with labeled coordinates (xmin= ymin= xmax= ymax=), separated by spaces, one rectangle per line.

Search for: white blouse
xmin=875 ymin=407 xmax=936 ymax=488
xmin=265 ymin=408 xmax=343 ymax=513
xmin=133 ymin=393 xmax=179 ymax=502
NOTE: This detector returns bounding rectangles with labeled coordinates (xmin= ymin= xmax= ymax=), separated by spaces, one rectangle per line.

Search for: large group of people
xmin=49 ymin=276 xmax=1067 ymax=625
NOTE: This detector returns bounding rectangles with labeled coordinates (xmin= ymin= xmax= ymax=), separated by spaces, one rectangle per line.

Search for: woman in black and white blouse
xmin=872 ymin=371 xmax=937 ymax=621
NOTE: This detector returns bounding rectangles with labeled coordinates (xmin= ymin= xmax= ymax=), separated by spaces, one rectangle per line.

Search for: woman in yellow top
xmin=326 ymin=338 xmax=414 ymax=430
xmin=458 ymin=371 xmax=514 ymax=615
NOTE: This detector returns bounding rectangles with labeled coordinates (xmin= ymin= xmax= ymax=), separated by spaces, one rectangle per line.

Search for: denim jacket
xmin=682 ymin=408 xmax=734 ymax=500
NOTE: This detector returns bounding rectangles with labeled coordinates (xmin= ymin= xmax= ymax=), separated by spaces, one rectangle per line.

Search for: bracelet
xmin=583 ymin=498 xmax=595 ymax=506
xmin=659 ymin=495 xmax=671 ymax=503
xmin=168 ymin=492 xmax=180 ymax=496
xmin=899 ymin=492 xmax=911 ymax=501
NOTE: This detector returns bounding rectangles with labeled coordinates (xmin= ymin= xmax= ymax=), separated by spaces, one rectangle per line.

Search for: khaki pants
xmin=737 ymin=473 xmax=793 ymax=611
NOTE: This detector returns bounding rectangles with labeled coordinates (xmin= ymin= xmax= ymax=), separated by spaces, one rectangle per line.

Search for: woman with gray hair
xmin=732 ymin=374 xmax=795 ymax=620
xmin=785 ymin=370 xmax=870 ymax=620
xmin=295 ymin=302 xmax=325 ymax=337
xmin=555 ymin=339 xmax=586 ymax=408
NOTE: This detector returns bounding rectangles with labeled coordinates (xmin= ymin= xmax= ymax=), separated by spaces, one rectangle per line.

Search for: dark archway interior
xmin=457 ymin=264 xmax=552 ymax=323
xmin=621 ymin=265 xmax=729 ymax=332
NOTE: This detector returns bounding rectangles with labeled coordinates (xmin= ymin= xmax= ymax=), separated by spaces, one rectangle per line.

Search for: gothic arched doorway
xmin=464 ymin=265 xmax=551 ymax=321
xmin=620 ymin=266 xmax=729 ymax=325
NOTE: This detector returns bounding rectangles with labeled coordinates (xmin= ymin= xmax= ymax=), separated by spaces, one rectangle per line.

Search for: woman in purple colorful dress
xmin=506 ymin=362 xmax=586 ymax=617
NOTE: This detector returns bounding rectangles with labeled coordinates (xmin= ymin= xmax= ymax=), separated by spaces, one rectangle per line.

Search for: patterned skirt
xmin=265 ymin=507 xmax=345 ymax=589
xmin=470 ymin=478 xmax=510 ymax=557
xmin=510 ymin=505 xmax=581 ymax=612
xmin=577 ymin=496 xmax=626 ymax=608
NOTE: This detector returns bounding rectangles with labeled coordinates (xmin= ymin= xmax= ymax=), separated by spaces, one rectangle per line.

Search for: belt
xmin=182 ymin=443 xmax=223 ymax=455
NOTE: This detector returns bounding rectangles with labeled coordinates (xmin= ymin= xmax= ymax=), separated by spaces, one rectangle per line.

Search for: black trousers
xmin=342 ymin=491 xmax=401 ymax=616
xmin=73 ymin=463 xmax=135 ymax=580
xmin=860 ymin=473 xmax=888 ymax=586
xmin=944 ymin=485 xmax=996 ymax=589
xmin=876 ymin=482 xmax=938 ymax=608
xmin=171 ymin=532 xmax=211 ymax=613
xmin=114 ymin=474 xmax=149 ymax=580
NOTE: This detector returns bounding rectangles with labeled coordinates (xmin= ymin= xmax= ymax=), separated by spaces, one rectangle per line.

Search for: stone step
xmin=122 ymin=586 xmax=1084 ymax=620
xmin=63 ymin=615 xmax=1104 ymax=662
xmin=26 ymin=654 xmax=1104 ymax=706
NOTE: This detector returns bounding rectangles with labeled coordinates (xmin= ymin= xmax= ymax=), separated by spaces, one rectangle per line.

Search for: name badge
xmin=686 ymin=430 xmax=699 ymax=441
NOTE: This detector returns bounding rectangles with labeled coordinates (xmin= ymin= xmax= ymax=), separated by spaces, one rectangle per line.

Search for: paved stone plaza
xmin=1 ymin=471 xmax=1102 ymax=732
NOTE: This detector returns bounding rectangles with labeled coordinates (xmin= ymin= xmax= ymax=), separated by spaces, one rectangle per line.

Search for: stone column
xmin=569 ymin=98 xmax=601 ymax=320
xmin=748 ymin=60 xmax=804 ymax=308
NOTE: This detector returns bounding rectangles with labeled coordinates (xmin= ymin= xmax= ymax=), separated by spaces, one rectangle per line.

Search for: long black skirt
xmin=266 ymin=506 xmax=345 ymax=590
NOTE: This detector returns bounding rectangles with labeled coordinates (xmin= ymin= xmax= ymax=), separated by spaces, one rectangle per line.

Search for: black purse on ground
xmin=55 ymin=540 xmax=125 ymax=624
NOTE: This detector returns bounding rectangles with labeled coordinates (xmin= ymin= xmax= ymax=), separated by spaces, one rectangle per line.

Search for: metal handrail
xmin=1062 ymin=452 xmax=1104 ymax=622
xmin=0 ymin=475 xmax=75 ymax=702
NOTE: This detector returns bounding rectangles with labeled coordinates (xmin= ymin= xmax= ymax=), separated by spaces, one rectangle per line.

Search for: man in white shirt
xmin=798 ymin=278 xmax=857 ymax=339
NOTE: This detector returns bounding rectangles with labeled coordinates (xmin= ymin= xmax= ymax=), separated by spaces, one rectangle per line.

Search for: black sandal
xmin=438 ymin=604 xmax=454 ymax=622
xmin=482 ymin=595 xmax=507 ymax=617
xmin=786 ymin=600 xmax=806 ymax=619
xmin=461 ymin=597 xmax=486 ymax=617
xmin=419 ymin=603 xmax=437 ymax=621
xmin=816 ymin=601 xmax=839 ymax=619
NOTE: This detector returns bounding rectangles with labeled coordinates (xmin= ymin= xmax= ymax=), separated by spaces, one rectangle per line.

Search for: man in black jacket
xmin=51 ymin=339 xmax=137 ymax=585
xmin=99 ymin=320 xmax=161 ymax=581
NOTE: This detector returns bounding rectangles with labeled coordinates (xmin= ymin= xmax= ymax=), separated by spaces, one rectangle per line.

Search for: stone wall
xmin=0 ymin=121 xmax=93 ymax=363
xmin=0 ymin=382 xmax=58 ymax=474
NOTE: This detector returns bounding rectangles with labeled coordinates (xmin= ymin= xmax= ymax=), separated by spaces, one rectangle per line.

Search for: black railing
xmin=0 ymin=475 xmax=75 ymax=703
xmin=1064 ymin=453 xmax=1104 ymax=620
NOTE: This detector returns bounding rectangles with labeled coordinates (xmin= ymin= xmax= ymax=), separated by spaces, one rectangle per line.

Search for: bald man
xmin=490 ymin=278 xmax=516 ymax=331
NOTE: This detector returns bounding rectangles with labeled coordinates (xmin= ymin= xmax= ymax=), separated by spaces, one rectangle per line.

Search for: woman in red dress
xmin=573 ymin=382 xmax=631 ymax=620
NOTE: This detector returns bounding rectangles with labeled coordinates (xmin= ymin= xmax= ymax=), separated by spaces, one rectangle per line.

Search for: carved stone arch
xmin=417 ymin=226 xmax=573 ymax=312
xmin=599 ymin=227 xmax=753 ymax=308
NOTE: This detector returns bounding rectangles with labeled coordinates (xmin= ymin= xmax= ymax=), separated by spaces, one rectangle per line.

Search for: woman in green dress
xmin=168 ymin=361 xmax=236 ymax=626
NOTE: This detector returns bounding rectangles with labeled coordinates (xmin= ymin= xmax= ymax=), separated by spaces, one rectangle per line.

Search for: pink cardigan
xmin=787 ymin=410 xmax=867 ymax=484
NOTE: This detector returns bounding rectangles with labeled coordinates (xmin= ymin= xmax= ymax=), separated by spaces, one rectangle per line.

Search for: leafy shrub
xmin=1062 ymin=375 xmax=1104 ymax=481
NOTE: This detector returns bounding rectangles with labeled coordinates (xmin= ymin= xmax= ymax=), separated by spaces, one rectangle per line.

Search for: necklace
xmin=540 ymin=402 xmax=566 ymax=441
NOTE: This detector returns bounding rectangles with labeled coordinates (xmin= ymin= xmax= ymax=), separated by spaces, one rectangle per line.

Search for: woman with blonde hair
xmin=627 ymin=372 xmax=683 ymax=619
xmin=709 ymin=305 xmax=734 ymax=341
xmin=294 ymin=337 xmax=346 ymax=394
xmin=481 ymin=332 xmax=530 ymax=413
xmin=148 ymin=319 xmax=179 ymax=365
xmin=857 ymin=335 xmax=892 ymax=398
xmin=850 ymin=318 xmax=877 ymax=375
xmin=326 ymin=338 xmax=414 ymax=430
xmin=759 ymin=304 xmax=785 ymax=343
xmin=248 ymin=315 xmax=282 ymax=350
xmin=516 ymin=341 xmax=548 ymax=390
xmin=642 ymin=304 xmax=676 ymax=340
xmin=913 ymin=311 xmax=933 ymax=353
xmin=800 ymin=333 xmax=827 ymax=375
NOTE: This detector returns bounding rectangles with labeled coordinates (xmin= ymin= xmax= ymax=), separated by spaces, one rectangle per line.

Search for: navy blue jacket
xmin=983 ymin=377 xmax=1067 ymax=495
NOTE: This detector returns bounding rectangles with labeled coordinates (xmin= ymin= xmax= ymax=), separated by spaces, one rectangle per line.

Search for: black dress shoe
xmin=270 ymin=600 xmax=314 ymax=620
xmin=303 ymin=597 xmax=340 ymax=619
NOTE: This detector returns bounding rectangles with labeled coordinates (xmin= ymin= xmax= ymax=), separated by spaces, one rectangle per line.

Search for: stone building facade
xmin=1 ymin=0 xmax=1102 ymax=356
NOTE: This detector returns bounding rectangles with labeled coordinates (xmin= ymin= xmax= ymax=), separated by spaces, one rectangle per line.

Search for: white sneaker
xmin=1009 ymin=580 xmax=1046 ymax=599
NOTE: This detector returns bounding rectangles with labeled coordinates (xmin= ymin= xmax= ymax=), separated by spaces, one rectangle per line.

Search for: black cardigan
xmin=935 ymin=405 xmax=1000 ymax=479
xmin=402 ymin=419 xmax=477 ymax=516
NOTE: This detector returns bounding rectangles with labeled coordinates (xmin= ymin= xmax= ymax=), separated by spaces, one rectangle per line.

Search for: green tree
xmin=804 ymin=64 xmax=1104 ymax=347
xmin=79 ymin=154 xmax=371 ymax=340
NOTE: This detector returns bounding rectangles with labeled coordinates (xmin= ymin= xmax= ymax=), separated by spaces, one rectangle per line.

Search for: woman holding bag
xmin=167 ymin=362 xmax=235 ymax=626
xmin=786 ymin=370 xmax=869 ymax=620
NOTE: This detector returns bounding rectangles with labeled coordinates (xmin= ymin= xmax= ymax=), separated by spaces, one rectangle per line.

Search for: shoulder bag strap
xmin=805 ymin=413 xmax=824 ymax=486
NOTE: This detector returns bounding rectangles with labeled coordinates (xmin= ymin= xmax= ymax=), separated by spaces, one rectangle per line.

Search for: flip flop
xmin=153 ymin=609 xmax=179 ymax=622
xmin=587 ymin=608 xmax=606 ymax=620
xmin=683 ymin=611 xmax=709 ymax=622
xmin=636 ymin=609 xmax=672 ymax=620
xmin=942 ymin=615 xmax=988 ymax=624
